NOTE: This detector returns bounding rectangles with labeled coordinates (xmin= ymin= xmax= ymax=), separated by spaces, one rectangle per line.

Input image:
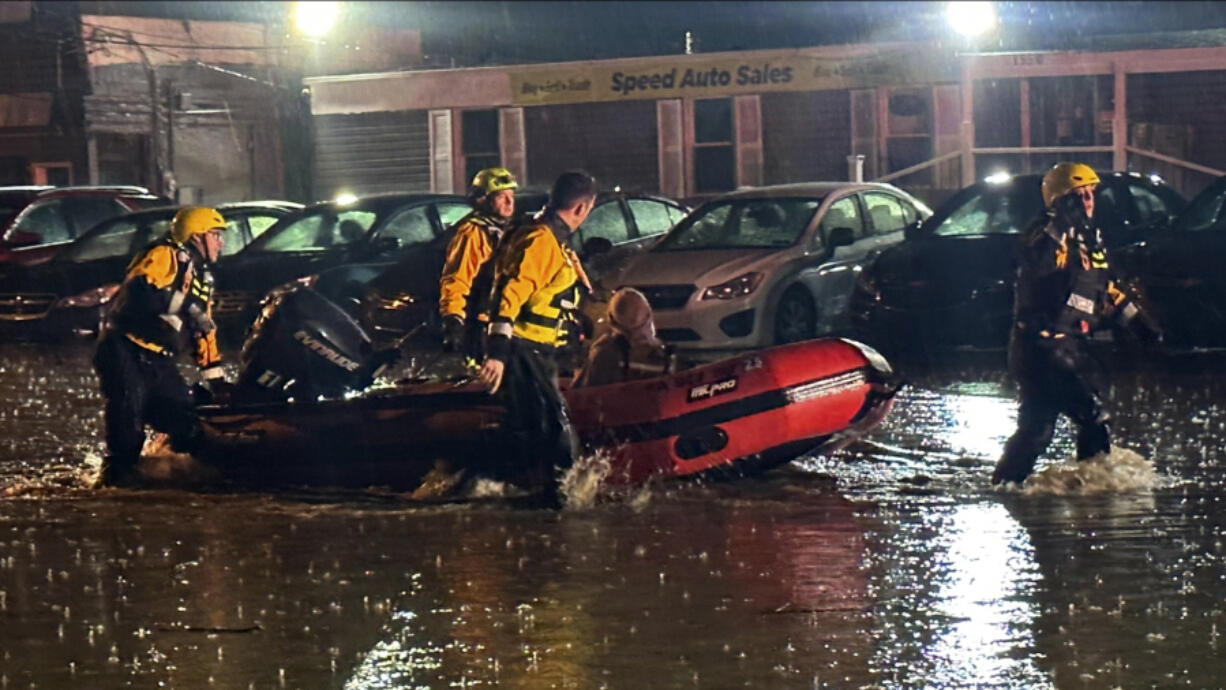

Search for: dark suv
xmin=0 ymin=185 xmax=169 ymax=268
xmin=850 ymin=172 xmax=1186 ymax=357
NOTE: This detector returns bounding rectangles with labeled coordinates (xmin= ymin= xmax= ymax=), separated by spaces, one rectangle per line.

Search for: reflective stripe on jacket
xmin=1014 ymin=219 xmax=1142 ymax=338
xmin=489 ymin=213 xmax=580 ymax=348
xmin=108 ymin=238 xmax=222 ymax=372
xmin=438 ymin=211 xmax=503 ymax=323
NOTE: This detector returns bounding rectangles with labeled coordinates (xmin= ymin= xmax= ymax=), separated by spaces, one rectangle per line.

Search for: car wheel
xmin=774 ymin=288 xmax=817 ymax=345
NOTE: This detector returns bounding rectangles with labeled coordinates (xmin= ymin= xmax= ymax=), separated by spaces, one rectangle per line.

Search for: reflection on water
xmin=926 ymin=503 xmax=1043 ymax=688
xmin=2 ymin=343 xmax=1226 ymax=687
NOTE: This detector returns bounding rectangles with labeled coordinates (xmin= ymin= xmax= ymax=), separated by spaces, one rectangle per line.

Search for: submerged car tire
xmin=774 ymin=288 xmax=817 ymax=345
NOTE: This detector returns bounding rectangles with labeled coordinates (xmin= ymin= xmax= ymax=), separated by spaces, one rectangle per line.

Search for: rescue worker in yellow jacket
xmin=992 ymin=163 xmax=1161 ymax=486
xmin=573 ymin=287 xmax=673 ymax=387
xmin=477 ymin=171 xmax=598 ymax=498
xmin=438 ymin=167 xmax=518 ymax=358
xmin=93 ymin=207 xmax=229 ymax=486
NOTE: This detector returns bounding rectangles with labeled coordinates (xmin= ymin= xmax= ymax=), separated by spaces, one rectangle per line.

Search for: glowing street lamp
xmin=294 ymin=1 xmax=340 ymax=37
xmin=946 ymin=1 xmax=997 ymax=38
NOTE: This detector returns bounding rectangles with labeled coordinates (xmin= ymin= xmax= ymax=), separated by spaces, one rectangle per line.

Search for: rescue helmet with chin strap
xmin=469 ymin=167 xmax=518 ymax=200
xmin=170 ymin=206 xmax=226 ymax=244
xmin=1041 ymin=162 xmax=1100 ymax=208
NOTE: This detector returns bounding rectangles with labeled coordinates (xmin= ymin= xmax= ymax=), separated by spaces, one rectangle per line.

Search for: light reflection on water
xmin=1 ymin=343 xmax=1226 ymax=687
xmin=926 ymin=503 xmax=1043 ymax=688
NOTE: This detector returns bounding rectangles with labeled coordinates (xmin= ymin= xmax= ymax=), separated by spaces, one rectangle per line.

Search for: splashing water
xmin=558 ymin=450 xmax=614 ymax=509
xmin=1002 ymin=447 xmax=1169 ymax=496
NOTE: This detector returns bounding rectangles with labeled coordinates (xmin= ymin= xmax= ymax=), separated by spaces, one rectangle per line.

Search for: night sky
xmin=75 ymin=1 xmax=1226 ymax=67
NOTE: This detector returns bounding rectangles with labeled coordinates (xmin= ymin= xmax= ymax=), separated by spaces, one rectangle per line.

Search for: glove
xmin=441 ymin=315 xmax=465 ymax=353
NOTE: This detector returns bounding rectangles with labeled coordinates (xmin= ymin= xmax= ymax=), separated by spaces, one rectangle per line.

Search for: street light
xmin=294 ymin=1 xmax=339 ymax=37
xmin=946 ymin=1 xmax=997 ymax=38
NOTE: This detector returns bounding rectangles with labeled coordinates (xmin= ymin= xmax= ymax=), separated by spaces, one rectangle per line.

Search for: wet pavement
xmin=1 ymin=340 xmax=1225 ymax=688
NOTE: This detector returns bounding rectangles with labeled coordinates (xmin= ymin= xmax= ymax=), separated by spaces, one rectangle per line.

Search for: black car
xmin=211 ymin=193 xmax=470 ymax=339
xmin=850 ymin=172 xmax=1186 ymax=356
xmin=0 ymin=201 xmax=302 ymax=339
xmin=355 ymin=189 xmax=689 ymax=338
xmin=512 ymin=189 xmax=689 ymax=284
xmin=1123 ymin=174 xmax=1226 ymax=347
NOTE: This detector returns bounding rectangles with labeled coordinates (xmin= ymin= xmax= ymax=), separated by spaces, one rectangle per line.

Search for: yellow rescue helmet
xmin=170 ymin=206 xmax=226 ymax=244
xmin=608 ymin=287 xmax=653 ymax=333
xmin=1041 ymin=162 xmax=1101 ymax=208
xmin=470 ymin=167 xmax=518 ymax=197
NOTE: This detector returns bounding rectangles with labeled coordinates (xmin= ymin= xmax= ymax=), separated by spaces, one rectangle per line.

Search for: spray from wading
xmin=995 ymin=447 xmax=1171 ymax=495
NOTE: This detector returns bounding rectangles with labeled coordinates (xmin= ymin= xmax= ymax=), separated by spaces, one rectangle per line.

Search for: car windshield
xmin=244 ymin=207 xmax=379 ymax=253
xmin=1173 ymin=177 xmax=1226 ymax=232
xmin=55 ymin=215 xmax=163 ymax=263
xmin=654 ymin=197 xmax=820 ymax=250
xmin=929 ymin=180 xmax=1043 ymax=237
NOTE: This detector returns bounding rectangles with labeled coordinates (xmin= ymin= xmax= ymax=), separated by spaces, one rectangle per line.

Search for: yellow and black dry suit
xmin=992 ymin=213 xmax=1154 ymax=485
xmin=483 ymin=211 xmax=582 ymax=491
xmin=438 ymin=210 xmax=506 ymax=356
xmin=487 ymin=212 xmax=583 ymax=354
xmin=93 ymin=238 xmax=222 ymax=483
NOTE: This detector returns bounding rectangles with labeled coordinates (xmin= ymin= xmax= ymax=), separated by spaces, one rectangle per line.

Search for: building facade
xmin=304 ymin=42 xmax=963 ymax=205
xmin=0 ymin=2 xmax=90 ymax=187
xmin=306 ymin=37 xmax=1226 ymax=206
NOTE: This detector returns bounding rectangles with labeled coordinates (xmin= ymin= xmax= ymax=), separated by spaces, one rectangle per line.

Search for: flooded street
xmin=2 ymin=341 xmax=1225 ymax=688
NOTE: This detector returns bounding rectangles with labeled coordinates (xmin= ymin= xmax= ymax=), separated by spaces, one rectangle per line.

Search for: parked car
xmin=849 ymin=171 xmax=1186 ymax=356
xmin=354 ymin=188 xmax=690 ymax=339
xmin=0 ymin=201 xmax=302 ymax=339
xmin=513 ymin=189 xmax=689 ymax=284
xmin=211 ymin=193 xmax=469 ymax=339
xmin=0 ymin=185 xmax=169 ymax=268
xmin=604 ymin=182 xmax=932 ymax=353
xmin=1119 ymin=173 xmax=1226 ymax=348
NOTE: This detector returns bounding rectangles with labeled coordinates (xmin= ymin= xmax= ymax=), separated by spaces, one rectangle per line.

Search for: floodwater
xmin=1 ymin=342 xmax=1225 ymax=689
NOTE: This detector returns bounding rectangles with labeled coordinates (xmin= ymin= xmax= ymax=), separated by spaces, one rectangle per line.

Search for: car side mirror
xmin=581 ymin=236 xmax=613 ymax=260
xmin=6 ymin=230 xmax=41 ymax=248
xmin=903 ymin=219 xmax=923 ymax=241
xmin=827 ymin=226 xmax=855 ymax=251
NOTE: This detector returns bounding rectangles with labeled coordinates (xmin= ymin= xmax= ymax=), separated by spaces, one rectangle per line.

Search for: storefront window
xmin=462 ymin=109 xmax=501 ymax=184
xmin=693 ymin=98 xmax=735 ymax=193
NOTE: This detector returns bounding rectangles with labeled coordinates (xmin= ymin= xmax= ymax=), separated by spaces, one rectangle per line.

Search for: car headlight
xmin=57 ymin=283 xmax=120 ymax=308
xmin=701 ymin=272 xmax=763 ymax=300
xmin=262 ymin=274 xmax=318 ymax=304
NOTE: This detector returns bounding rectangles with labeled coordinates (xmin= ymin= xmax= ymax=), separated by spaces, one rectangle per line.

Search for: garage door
xmin=314 ymin=110 xmax=431 ymax=199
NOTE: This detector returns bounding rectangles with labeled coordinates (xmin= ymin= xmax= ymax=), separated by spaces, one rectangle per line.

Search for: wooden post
xmin=876 ymin=86 xmax=889 ymax=178
xmin=960 ymin=58 xmax=976 ymax=187
xmin=1019 ymin=78 xmax=1031 ymax=173
xmin=428 ymin=109 xmax=453 ymax=194
xmin=1113 ymin=62 xmax=1127 ymax=171
xmin=656 ymin=99 xmax=684 ymax=199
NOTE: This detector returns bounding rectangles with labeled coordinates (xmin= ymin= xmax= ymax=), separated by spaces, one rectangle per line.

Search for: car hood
xmin=616 ymin=247 xmax=784 ymax=287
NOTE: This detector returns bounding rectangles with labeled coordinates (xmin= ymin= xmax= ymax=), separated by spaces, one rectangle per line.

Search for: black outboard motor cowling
xmin=238 ymin=287 xmax=382 ymax=402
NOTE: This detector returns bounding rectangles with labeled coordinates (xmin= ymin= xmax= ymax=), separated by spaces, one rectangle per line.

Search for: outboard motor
xmin=237 ymin=286 xmax=393 ymax=402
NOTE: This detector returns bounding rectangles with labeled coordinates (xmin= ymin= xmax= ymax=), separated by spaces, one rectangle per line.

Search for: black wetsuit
xmin=992 ymin=201 xmax=1149 ymax=485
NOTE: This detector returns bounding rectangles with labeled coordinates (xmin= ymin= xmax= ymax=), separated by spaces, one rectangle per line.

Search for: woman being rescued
xmin=573 ymin=287 xmax=675 ymax=387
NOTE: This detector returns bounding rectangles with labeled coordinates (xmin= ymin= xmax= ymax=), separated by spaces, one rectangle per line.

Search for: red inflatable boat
xmin=565 ymin=338 xmax=897 ymax=486
xmin=189 ymin=338 xmax=897 ymax=491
